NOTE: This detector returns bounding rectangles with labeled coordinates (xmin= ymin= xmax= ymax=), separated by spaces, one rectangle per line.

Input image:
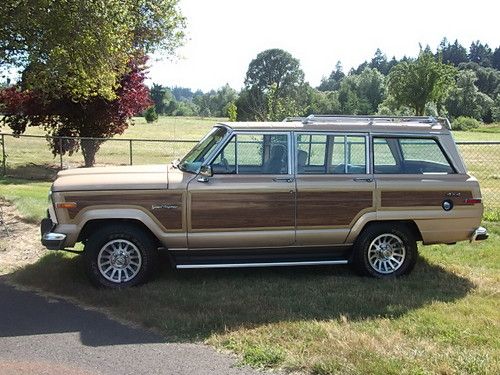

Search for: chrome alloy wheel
xmin=97 ymin=239 xmax=142 ymax=283
xmin=367 ymin=233 xmax=406 ymax=274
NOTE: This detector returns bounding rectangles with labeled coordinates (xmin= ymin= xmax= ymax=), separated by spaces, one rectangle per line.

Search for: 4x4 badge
xmin=445 ymin=192 xmax=461 ymax=197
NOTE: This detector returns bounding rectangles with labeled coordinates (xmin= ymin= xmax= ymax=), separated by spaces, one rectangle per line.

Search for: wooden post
xmin=1 ymin=134 xmax=6 ymax=176
xmin=59 ymin=137 xmax=63 ymax=170
xmin=129 ymin=140 xmax=133 ymax=165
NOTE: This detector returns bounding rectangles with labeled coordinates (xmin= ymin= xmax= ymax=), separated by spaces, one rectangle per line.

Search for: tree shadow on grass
xmin=8 ymin=252 xmax=474 ymax=343
xmin=4 ymin=163 xmax=59 ymax=180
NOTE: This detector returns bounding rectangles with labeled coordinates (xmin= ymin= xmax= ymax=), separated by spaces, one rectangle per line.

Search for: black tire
xmin=84 ymin=223 xmax=159 ymax=288
xmin=352 ymin=223 xmax=417 ymax=278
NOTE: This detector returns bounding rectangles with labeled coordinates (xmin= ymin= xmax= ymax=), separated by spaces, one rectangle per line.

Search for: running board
xmin=176 ymin=260 xmax=349 ymax=269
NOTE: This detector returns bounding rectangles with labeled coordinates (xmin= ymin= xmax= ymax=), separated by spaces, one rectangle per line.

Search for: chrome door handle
xmin=273 ymin=178 xmax=294 ymax=183
xmin=197 ymin=176 xmax=210 ymax=183
xmin=353 ymin=177 xmax=373 ymax=182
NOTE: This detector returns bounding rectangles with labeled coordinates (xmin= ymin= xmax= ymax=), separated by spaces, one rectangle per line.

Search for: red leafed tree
xmin=0 ymin=56 xmax=152 ymax=167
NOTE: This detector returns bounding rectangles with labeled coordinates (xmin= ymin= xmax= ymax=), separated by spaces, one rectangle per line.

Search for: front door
xmin=187 ymin=132 xmax=295 ymax=249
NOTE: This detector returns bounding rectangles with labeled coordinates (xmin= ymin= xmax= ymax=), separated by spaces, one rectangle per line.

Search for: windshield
xmin=178 ymin=126 xmax=228 ymax=174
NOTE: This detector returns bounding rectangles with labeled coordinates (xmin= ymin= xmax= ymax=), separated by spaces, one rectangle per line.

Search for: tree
xmin=369 ymin=49 xmax=390 ymax=75
xmin=387 ymin=51 xmax=456 ymax=116
xmin=0 ymin=0 xmax=185 ymax=101
xmin=445 ymin=69 xmax=493 ymax=121
xmin=437 ymin=38 xmax=469 ymax=67
xmin=458 ymin=62 xmax=500 ymax=98
xmin=193 ymin=84 xmax=237 ymax=117
xmin=304 ymin=86 xmax=341 ymax=115
xmin=493 ymin=47 xmax=500 ymax=70
xmin=318 ymin=61 xmax=345 ymax=91
xmin=144 ymin=106 xmax=158 ymax=123
xmin=245 ymin=49 xmax=304 ymax=94
xmin=0 ymin=0 xmax=185 ymax=166
xmin=469 ymin=41 xmax=492 ymax=67
xmin=227 ymin=102 xmax=237 ymax=121
xmin=150 ymin=84 xmax=175 ymax=115
xmin=239 ymin=49 xmax=305 ymax=120
xmin=0 ymin=56 xmax=152 ymax=166
xmin=236 ymin=86 xmax=268 ymax=121
xmin=356 ymin=68 xmax=386 ymax=113
xmin=266 ymin=83 xmax=301 ymax=121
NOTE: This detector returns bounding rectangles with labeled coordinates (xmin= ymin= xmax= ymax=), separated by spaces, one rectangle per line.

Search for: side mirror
xmin=199 ymin=165 xmax=213 ymax=177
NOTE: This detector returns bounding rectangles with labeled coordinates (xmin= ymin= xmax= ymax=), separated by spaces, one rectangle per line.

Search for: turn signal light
xmin=464 ymin=198 xmax=482 ymax=205
xmin=56 ymin=202 xmax=77 ymax=209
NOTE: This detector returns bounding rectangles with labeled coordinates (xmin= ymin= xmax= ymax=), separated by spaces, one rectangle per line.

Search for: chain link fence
xmin=0 ymin=133 xmax=499 ymax=211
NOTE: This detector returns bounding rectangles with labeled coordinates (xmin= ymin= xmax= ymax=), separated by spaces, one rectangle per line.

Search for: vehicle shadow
xmin=6 ymin=252 xmax=474 ymax=345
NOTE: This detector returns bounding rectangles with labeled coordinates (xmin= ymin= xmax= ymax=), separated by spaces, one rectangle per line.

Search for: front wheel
xmin=352 ymin=224 xmax=417 ymax=278
xmin=84 ymin=224 xmax=158 ymax=288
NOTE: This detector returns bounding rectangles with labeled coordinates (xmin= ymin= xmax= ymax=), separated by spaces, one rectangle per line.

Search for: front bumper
xmin=40 ymin=218 xmax=66 ymax=250
xmin=470 ymin=226 xmax=488 ymax=242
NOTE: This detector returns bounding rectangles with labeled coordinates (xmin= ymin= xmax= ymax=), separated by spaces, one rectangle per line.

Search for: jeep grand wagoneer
xmin=41 ymin=115 xmax=488 ymax=287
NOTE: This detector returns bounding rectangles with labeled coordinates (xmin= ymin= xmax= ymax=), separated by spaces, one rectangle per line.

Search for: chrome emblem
xmin=446 ymin=192 xmax=461 ymax=197
xmin=151 ymin=204 xmax=179 ymax=210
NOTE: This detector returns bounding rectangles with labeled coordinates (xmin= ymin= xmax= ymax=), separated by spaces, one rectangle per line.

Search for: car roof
xmin=218 ymin=115 xmax=451 ymax=134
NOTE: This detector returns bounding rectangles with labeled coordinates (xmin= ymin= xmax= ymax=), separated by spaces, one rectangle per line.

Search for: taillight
xmin=464 ymin=198 xmax=482 ymax=205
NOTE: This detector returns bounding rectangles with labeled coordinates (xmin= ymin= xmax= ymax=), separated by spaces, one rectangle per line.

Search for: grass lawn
xmin=1 ymin=177 xmax=499 ymax=374
xmin=0 ymin=178 xmax=51 ymax=223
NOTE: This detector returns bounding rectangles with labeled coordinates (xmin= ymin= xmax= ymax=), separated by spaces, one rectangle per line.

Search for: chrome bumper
xmin=41 ymin=217 xmax=66 ymax=250
xmin=41 ymin=232 xmax=67 ymax=250
xmin=470 ymin=227 xmax=488 ymax=242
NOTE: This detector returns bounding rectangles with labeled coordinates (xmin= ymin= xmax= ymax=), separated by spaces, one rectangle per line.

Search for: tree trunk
xmin=415 ymin=105 xmax=425 ymax=116
xmin=80 ymin=139 xmax=100 ymax=167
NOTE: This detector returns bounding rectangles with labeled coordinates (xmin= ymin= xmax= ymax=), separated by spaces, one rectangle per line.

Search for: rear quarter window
xmin=373 ymin=137 xmax=454 ymax=174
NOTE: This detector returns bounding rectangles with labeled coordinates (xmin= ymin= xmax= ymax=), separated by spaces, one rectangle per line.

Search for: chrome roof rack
xmin=283 ymin=115 xmax=451 ymax=129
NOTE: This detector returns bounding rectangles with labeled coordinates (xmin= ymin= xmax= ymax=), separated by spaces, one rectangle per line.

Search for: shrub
xmin=451 ymin=116 xmax=480 ymax=131
xmin=144 ymin=106 xmax=158 ymax=123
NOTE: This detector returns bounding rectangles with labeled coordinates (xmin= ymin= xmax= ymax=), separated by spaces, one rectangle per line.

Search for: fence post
xmin=129 ymin=140 xmax=133 ymax=165
xmin=58 ymin=137 xmax=63 ymax=170
xmin=1 ymin=134 xmax=6 ymax=176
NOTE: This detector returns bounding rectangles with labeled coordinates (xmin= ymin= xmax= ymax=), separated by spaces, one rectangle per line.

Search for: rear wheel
xmin=84 ymin=224 xmax=158 ymax=288
xmin=352 ymin=223 xmax=417 ymax=278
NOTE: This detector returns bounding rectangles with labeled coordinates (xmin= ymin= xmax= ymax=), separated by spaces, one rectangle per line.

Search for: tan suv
xmin=41 ymin=115 xmax=488 ymax=287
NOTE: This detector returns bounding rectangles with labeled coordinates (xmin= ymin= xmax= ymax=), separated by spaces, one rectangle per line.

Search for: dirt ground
xmin=0 ymin=202 xmax=45 ymax=274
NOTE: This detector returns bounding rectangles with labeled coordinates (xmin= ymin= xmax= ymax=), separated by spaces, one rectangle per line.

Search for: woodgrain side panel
xmin=297 ymin=191 xmax=373 ymax=227
xmin=381 ymin=191 xmax=473 ymax=207
xmin=65 ymin=192 xmax=184 ymax=230
xmin=191 ymin=192 xmax=294 ymax=230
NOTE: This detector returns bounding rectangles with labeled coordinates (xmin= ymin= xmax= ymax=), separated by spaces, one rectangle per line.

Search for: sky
xmin=148 ymin=0 xmax=500 ymax=92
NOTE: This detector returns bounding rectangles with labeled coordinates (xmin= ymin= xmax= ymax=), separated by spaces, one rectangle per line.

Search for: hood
xmin=52 ymin=164 xmax=170 ymax=192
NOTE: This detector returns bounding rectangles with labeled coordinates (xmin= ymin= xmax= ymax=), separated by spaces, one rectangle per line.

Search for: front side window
xmin=212 ymin=133 xmax=289 ymax=174
xmin=373 ymin=137 xmax=454 ymax=174
xmin=296 ymin=134 xmax=367 ymax=174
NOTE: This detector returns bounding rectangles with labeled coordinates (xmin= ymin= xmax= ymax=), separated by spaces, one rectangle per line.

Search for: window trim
xmin=371 ymin=135 xmax=458 ymax=174
xmin=294 ymin=131 xmax=370 ymax=175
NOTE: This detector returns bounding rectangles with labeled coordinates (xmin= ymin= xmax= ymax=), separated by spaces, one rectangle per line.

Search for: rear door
xmin=295 ymin=132 xmax=375 ymax=246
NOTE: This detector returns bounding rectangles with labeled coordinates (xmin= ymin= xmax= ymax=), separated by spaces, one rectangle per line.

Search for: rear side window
xmin=296 ymin=134 xmax=366 ymax=174
xmin=373 ymin=137 xmax=454 ymax=174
